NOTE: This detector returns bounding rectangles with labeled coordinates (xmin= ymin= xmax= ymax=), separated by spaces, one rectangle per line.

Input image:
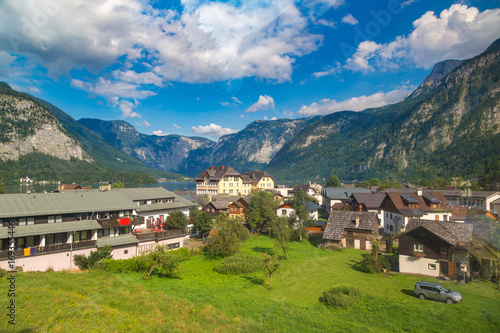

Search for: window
xmin=19 ymin=218 xmax=26 ymax=226
xmin=27 ymin=217 xmax=34 ymax=225
xmin=441 ymin=247 xmax=447 ymax=254
xmin=428 ymin=264 xmax=436 ymax=270
xmin=119 ymin=211 xmax=124 ymax=218
xmin=56 ymin=215 xmax=62 ymax=223
xmin=435 ymin=215 xmax=439 ymax=221
xmin=414 ymin=244 xmax=424 ymax=252
xmin=390 ymin=225 xmax=393 ymax=231
xmin=282 ymin=209 xmax=287 ymax=215
xmin=124 ymin=250 xmax=128 ymax=255
xmin=390 ymin=213 xmax=393 ymax=219
xmin=168 ymin=242 xmax=180 ymax=250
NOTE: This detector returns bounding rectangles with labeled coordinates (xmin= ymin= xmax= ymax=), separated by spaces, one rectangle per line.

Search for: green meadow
xmin=3 ymin=235 xmax=500 ymax=332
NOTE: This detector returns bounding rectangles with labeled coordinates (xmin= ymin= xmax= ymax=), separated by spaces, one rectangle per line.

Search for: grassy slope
xmin=3 ymin=236 xmax=499 ymax=332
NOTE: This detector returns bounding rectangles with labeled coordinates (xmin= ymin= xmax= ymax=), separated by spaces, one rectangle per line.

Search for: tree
xmin=73 ymin=245 xmax=113 ymax=270
xmin=246 ymin=189 xmax=280 ymax=230
xmin=261 ymin=254 xmax=280 ymax=290
xmin=167 ymin=211 xmax=188 ymax=229
xmin=269 ymin=216 xmax=292 ymax=259
xmin=290 ymin=189 xmax=315 ymax=241
xmin=204 ymin=213 xmax=249 ymax=257
xmin=326 ymin=174 xmax=341 ymax=187
xmin=146 ymin=245 xmax=183 ymax=279
xmin=193 ymin=211 xmax=213 ymax=236
xmin=0 ymin=181 xmax=5 ymax=194
xmin=111 ymin=181 xmax=125 ymax=189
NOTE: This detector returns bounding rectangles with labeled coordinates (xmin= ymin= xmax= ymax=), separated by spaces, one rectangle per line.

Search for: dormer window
xmin=414 ymin=244 xmax=424 ymax=252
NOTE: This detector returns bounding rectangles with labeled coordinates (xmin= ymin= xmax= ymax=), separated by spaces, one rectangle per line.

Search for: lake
xmin=3 ymin=181 xmax=196 ymax=194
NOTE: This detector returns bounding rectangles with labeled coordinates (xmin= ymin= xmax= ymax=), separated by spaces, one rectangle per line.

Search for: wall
xmin=399 ymin=254 xmax=440 ymax=277
xmin=383 ymin=212 xmax=406 ymax=234
xmin=0 ymin=248 xmax=93 ymax=272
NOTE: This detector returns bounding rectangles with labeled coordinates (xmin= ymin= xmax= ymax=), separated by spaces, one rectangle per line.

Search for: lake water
xmin=4 ymin=181 xmax=196 ymax=194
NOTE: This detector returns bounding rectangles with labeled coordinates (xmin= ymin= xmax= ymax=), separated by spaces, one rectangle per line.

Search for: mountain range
xmin=1 ymin=38 xmax=499 ymax=185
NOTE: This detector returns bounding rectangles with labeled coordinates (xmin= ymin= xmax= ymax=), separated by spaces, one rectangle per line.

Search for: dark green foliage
xmin=193 ymin=211 xmax=214 ymax=236
xmin=360 ymin=254 xmax=391 ymax=274
xmin=246 ymin=189 xmax=280 ymax=230
xmin=322 ymin=285 xmax=361 ymax=309
xmin=213 ymin=254 xmax=262 ymax=275
xmin=111 ymin=181 xmax=125 ymax=189
xmin=167 ymin=211 xmax=188 ymax=229
xmin=0 ymin=181 xmax=5 ymax=194
xmin=204 ymin=214 xmax=249 ymax=257
xmin=386 ymin=235 xmax=393 ymax=254
xmin=104 ymin=256 xmax=152 ymax=273
xmin=290 ymin=190 xmax=315 ymax=241
xmin=0 ymin=268 xmax=7 ymax=277
xmin=145 ymin=246 xmax=188 ymax=278
xmin=261 ymin=253 xmax=280 ymax=290
xmin=326 ymin=174 xmax=342 ymax=187
xmin=74 ymin=245 xmax=113 ymax=270
xmin=269 ymin=216 xmax=292 ymax=259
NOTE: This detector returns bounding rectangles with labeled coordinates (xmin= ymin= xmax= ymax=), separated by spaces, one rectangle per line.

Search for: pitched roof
xmin=0 ymin=220 xmax=101 ymax=238
xmin=307 ymin=201 xmax=321 ymax=211
xmin=96 ymin=234 xmax=139 ymax=248
xmin=384 ymin=192 xmax=450 ymax=215
xmin=211 ymin=194 xmax=240 ymax=203
xmin=351 ymin=193 xmax=386 ymax=209
xmin=135 ymin=197 xmax=197 ymax=213
xmin=290 ymin=183 xmax=322 ymax=194
xmin=321 ymin=187 xmax=371 ymax=200
xmin=0 ymin=190 xmax=137 ymax=218
xmin=119 ymin=187 xmax=176 ymax=201
xmin=175 ymin=191 xmax=206 ymax=206
xmin=240 ymin=171 xmax=274 ymax=183
xmin=402 ymin=220 xmax=473 ymax=247
xmin=194 ymin=166 xmax=241 ymax=181
xmin=323 ymin=211 xmax=378 ymax=241
xmin=209 ymin=201 xmax=231 ymax=210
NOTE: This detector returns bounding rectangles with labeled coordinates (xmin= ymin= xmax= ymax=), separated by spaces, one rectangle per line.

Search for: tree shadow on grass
xmin=243 ymin=276 xmax=265 ymax=286
xmin=401 ymin=289 xmax=416 ymax=297
xmin=252 ymin=246 xmax=274 ymax=255
xmin=308 ymin=235 xmax=323 ymax=247
xmin=347 ymin=259 xmax=366 ymax=273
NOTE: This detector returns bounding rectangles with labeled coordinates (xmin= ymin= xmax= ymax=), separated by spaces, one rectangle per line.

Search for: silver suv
xmin=414 ymin=281 xmax=462 ymax=304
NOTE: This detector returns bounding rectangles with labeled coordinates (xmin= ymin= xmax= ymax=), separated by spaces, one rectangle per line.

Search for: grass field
xmin=2 ymin=235 xmax=500 ymax=332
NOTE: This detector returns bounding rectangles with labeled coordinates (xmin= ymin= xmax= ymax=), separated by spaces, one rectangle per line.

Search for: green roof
xmin=0 ymin=220 xmax=101 ymax=238
xmin=0 ymin=190 xmax=138 ymax=218
xmin=97 ymin=234 xmax=139 ymax=248
xmin=119 ymin=187 xmax=177 ymax=201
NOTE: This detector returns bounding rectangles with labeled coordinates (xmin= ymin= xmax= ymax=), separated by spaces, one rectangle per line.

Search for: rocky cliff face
xmin=0 ymin=90 xmax=92 ymax=162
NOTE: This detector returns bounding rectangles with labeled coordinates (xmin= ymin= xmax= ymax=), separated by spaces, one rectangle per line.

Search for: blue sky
xmin=0 ymin=0 xmax=499 ymax=140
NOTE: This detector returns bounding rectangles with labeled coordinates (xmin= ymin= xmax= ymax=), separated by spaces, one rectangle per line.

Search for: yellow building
xmin=195 ymin=166 xmax=275 ymax=196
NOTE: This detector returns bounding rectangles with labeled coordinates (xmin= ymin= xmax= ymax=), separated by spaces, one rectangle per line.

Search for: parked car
xmin=414 ymin=281 xmax=462 ymax=304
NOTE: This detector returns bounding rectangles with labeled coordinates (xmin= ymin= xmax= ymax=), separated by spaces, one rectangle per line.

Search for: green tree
xmin=111 ymin=181 xmax=125 ymax=189
xmin=290 ymin=189 xmax=315 ymax=241
xmin=369 ymin=178 xmax=381 ymax=187
xmin=246 ymin=189 xmax=280 ymax=230
xmin=73 ymin=245 xmax=113 ymax=270
xmin=205 ymin=213 xmax=249 ymax=257
xmin=326 ymin=174 xmax=342 ymax=187
xmin=261 ymin=254 xmax=280 ymax=290
xmin=269 ymin=216 xmax=292 ymax=259
xmin=167 ymin=211 xmax=188 ymax=229
xmin=146 ymin=245 xmax=183 ymax=279
xmin=0 ymin=181 xmax=5 ymax=194
xmin=193 ymin=211 xmax=213 ymax=236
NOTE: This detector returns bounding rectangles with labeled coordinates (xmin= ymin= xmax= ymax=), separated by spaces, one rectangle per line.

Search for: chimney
xmin=210 ymin=166 xmax=214 ymax=170
xmin=355 ymin=216 xmax=360 ymax=228
xmin=221 ymin=165 xmax=224 ymax=169
xmin=417 ymin=188 xmax=423 ymax=196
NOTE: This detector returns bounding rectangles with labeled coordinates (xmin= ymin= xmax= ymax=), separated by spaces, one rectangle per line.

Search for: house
xmin=290 ymin=182 xmax=323 ymax=205
xmin=274 ymin=201 xmax=321 ymax=220
xmin=204 ymin=201 xmax=230 ymax=216
xmin=228 ymin=196 xmax=251 ymax=219
xmin=431 ymin=189 xmax=500 ymax=214
xmin=380 ymin=189 xmax=452 ymax=234
xmin=397 ymin=220 xmax=473 ymax=279
xmin=0 ymin=189 xmax=188 ymax=272
xmin=450 ymin=206 xmax=498 ymax=223
xmin=321 ymin=187 xmax=371 ymax=212
xmin=175 ymin=190 xmax=206 ymax=210
xmin=241 ymin=171 xmax=275 ymax=194
xmin=322 ymin=211 xmax=380 ymax=250
xmin=59 ymin=184 xmax=90 ymax=190
xmin=349 ymin=192 xmax=386 ymax=222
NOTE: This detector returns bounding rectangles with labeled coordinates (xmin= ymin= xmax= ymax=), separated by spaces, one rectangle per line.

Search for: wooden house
xmin=322 ymin=211 xmax=380 ymax=250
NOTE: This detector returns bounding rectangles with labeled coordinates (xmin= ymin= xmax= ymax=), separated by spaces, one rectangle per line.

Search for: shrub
xmin=213 ymin=254 xmax=262 ymax=275
xmin=392 ymin=244 xmax=399 ymax=254
xmin=45 ymin=267 xmax=55 ymax=273
xmin=360 ymin=254 xmax=391 ymax=274
xmin=73 ymin=245 xmax=113 ymax=270
xmin=323 ymin=285 xmax=361 ymax=309
xmin=0 ymin=268 xmax=7 ymax=277
xmin=105 ymin=256 xmax=152 ymax=273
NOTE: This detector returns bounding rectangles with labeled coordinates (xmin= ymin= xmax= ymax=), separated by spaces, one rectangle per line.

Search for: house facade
xmin=241 ymin=171 xmax=275 ymax=195
xmin=322 ymin=211 xmax=380 ymax=250
xmin=397 ymin=220 xmax=473 ymax=279
xmin=321 ymin=187 xmax=371 ymax=212
xmin=290 ymin=182 xmax=323 ymax=205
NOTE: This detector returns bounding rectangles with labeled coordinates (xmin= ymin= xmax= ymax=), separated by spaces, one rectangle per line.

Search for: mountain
xmin=267 ymin=38 xmax=500 ymax=184
xmin=0 ymin=83 xmax=184 ymax=184
xmin=408 ymin=59 xmax=463 ymax=98
xmin=78 ymin=118 xmax=215 ymax=177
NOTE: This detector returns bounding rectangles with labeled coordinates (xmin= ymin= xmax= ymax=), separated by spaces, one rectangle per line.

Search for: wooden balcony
xmin=98 ymin=216 xmax=144 ymax=228
xmin=134 ymin=228 xmax=185 ymax=242
xmin=0 ymin=240 xmax=97 ymax=259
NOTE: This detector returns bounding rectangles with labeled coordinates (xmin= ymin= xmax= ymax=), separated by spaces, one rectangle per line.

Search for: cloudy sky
xmin=0 ymin=0 xmax=499 ymax=139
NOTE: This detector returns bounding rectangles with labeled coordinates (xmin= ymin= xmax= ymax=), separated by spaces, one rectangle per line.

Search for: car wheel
xmin=419 ymin=293 xmax=426 ymax=300
xmin=446 ymin=298 xmax=454 ymax=304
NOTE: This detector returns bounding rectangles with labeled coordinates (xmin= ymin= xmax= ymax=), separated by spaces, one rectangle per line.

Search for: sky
xmin=0 ymin=0 xmax=499 ymax=140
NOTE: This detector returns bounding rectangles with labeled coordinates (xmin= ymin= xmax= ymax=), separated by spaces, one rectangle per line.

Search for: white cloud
xmin=297 ymin=87 xmax=412 ymax=116
xmin=191 ymin=123 xmax=237 ymax=138
xmin=341 ymin=14 xmax=358 ymax=25
xmin=246 ymin=95 xmax=275 ymax=113
xmin=152 ymin=130 xmax=169 ymax=136
xmin=315 ymin=19 xmax=336 ymax=28
xmin=220 ymin=101 xmax=230 ymax=106
xmin=173 ymin=124 xmax=181 ymax=129
xmin=345 ymin=4 xmax=500 ymax=71
xmin=313 ymin=62 xmax=341 ymax=78
xmin=118 ymin=100 xmax=141 ymax=118
xmin=232 ymin=96 xmax=242 ymax=104
xmin=271 ymin=117 xmax=277 ymax=120
xmin=136 ymin=120 xmax=150 ymax=127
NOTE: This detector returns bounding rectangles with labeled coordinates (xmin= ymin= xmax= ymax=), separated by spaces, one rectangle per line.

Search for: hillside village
xmin=3 ymin=164 xmax=499 ymax=284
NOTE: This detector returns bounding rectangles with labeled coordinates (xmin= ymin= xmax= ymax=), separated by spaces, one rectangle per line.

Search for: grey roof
xmin=0 ymin=220 xmax=101 ymax=239
xmin=307 ymin=201 xmax=321 ymax=211
xmin=176 ymin=191 xmax=206 ymax=206
xmin=209 ymin=201 xmax=231 ymax=210
xmin=422 ymin=193 xmax=442 ymax=204
xmin=119 ymin=187 xmax=177 ymax=201
xmin=400 ymin=193 xmax=419 ymax=204
xmin=323 ymin=211 xmax=378 ymax=241
xmin=211 ymin=195 xmax=240 ymax=203
xmin=402 ymin=220 xmax=473 ymax=246
xmin=135 ymin=196 xmax=196 ymax=213
xmin=96 ymin=234 xmax=139 ymax=248
xmin=194 ymin=166 xmax=241 ymax=181
xmin=351 ymin=193 xmax=386 ymax=209
xmin=0 ymin=191 xmax=138 ymax=218
xmin=321 ymin=187 xmax=371 ymax=200
xmin=241 ymin=171 xmax=274 ymax=183
xmin=398 ymin=208 xmax=426 ymax=216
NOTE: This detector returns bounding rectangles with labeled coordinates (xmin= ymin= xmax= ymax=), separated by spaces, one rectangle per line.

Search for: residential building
xmin=349 ymin=193 xmax=386 ymax=222
xmin=274 ymin=201 xmax=321 ymax=220
xmin=321 ymin=187 xmax=371 ymax=212
xmin=290 ymin=182 xmax=323 ymax=205
xmin=204 ymin=201 xmax=230 ymax=216
xmin=397 ymin=220 xmax=473 ymax=279
xmin=322 ymin=211 xmax=380 ymax=250
xmin=228 ymin=196 xmax=251 ymax=220
xmin=241 ymin=171 xmax=275 ymax=194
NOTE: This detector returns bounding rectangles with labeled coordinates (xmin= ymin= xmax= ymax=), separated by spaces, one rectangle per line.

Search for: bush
xmin=104 ymin=256 xmax=152 ymax=273
xmin=323 ymin=285 xmax=361 ymax=309
xmin=213 ymin=254 xmax=262 ymax=275
xmin=74 ymin=245 xmax=113 ymax=270
xmin=392 ymin=244 xmax=399 ymax=254
xmin=0 ymin=268 xmax=7 ymax=277
xmin=360 ymin=254 xmax=391 ymax=274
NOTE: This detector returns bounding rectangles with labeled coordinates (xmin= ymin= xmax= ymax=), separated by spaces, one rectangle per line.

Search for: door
xmin=360 ymin=239 xmax=366 ymax=250
xmin=449 ymin=262 xmax=457 ymax=279
xmin=346 ymin=239 xmax=354 ymax=248
xmin=354 ymin=239 xmax=360 ymax=249
xmin=440 ymin=261 xmax=449 ymax=277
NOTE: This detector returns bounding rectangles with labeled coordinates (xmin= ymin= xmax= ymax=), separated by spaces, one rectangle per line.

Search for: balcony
xmin=98 ymin=216 xmax=144 ymax=228
xmin=0 ymin=240 xmax=97 ymax=260
xmin=134 ymin=228 xmax=185 ymax=242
